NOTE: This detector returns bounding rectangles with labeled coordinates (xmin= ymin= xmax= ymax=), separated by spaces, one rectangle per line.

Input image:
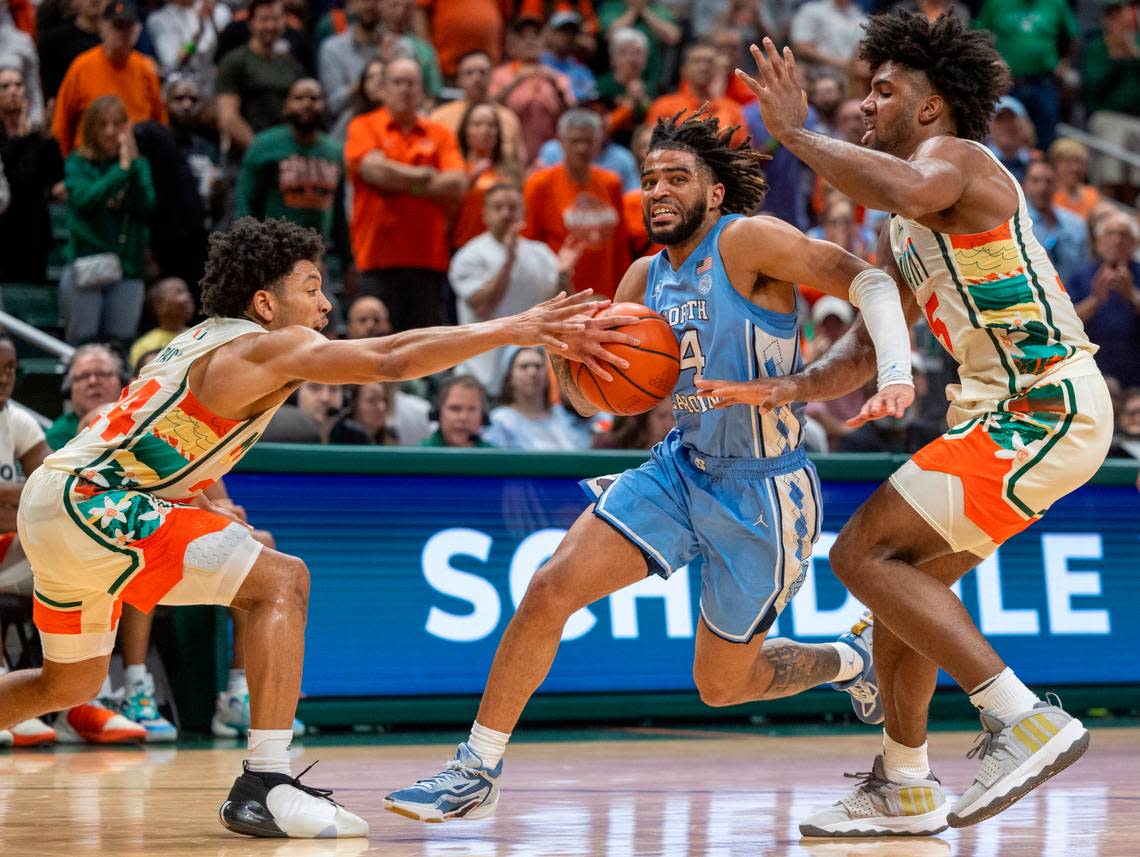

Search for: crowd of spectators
xmin=0 ymin=0 xmax=1138 ymax=458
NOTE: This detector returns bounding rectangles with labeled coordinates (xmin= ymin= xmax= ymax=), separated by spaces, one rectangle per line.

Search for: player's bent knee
xmin=517 ymin=566 xmax=585 ymax=623
xmin=693 ymin=671 xmax=746 ymax=708
xmin=40 ymin=663 xmax=109 ymax=710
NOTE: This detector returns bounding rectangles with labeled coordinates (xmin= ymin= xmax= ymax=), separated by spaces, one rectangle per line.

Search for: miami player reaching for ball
xmin=384 ymin=111 xmax=916 ymax=823
xmin=0 ymin=217 xmax=637 ymax=841
xmin=720 ymin=12 xmax=1111 ymax=837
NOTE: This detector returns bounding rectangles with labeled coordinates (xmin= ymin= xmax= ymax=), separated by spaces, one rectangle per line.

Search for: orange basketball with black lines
xmin=574 ymin=302 xmax=680 ymax=416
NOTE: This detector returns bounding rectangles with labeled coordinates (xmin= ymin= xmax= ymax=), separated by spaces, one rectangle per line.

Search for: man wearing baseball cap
xmin=541 ymin=11 xmax=597 ymax=103
xmin=52 ymin=0 xmax=166 ymax=156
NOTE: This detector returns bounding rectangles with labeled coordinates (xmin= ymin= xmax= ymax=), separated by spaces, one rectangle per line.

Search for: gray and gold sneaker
xmin=800 ymin=754 xmax=950 ymax=837
xmin=948 ymin=698 xmax=1089 ymax=827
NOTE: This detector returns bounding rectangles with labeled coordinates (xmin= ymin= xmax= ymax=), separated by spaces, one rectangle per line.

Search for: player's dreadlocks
xmin=859 ymin=11 xmax=1010 ymax=143
xmin=647 ymin=110 xmax=769 ymax=215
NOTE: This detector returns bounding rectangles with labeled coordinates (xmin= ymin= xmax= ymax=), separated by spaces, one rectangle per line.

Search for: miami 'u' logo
xmin=192 ymin=328 xmax=208 ymax=341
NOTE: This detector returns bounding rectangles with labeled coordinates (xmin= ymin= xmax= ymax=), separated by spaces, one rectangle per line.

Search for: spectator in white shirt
xmin=790 ymin=0 xmax=867 ymax=77
xmin=147 ymin=0 xmax=231 ymax=92
xmin=484 ymin=346 xmax=596 ymax=450
xmin=449 ymin=181 xmax=581 ymax=397
xmin=0 ymin=7 xmax=42 ymax=128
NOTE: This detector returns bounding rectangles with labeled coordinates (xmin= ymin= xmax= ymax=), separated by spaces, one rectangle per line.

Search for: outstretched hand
xmin=507 ymin=290 xmax=596 ymax=351
xmin=845 ymin=383 xmax=915 ymax=429
xmin=736 ymin=38 xmax=809 ymax=142
xmin=694 ymin=375 xmax=800 ymax=412
xmin=559 ymin=304 xmax=643 ymax=382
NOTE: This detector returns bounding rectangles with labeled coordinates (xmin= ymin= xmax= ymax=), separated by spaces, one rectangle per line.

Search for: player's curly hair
xmin=858 ymin=10 xmax=1010 ymax=143
xmin=647 ymin=110 xmax=769 ymax=215
xmin=200 ymin=217 xmax=325 ymax=318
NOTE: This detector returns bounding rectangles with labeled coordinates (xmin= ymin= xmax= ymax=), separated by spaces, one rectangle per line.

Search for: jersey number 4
xmin=679 ymin=329 xmax=706 ymax=380
xmin=100 ymin=378 xmax=162 ymax=442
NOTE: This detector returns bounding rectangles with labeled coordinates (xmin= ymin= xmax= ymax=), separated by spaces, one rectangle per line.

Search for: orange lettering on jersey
xmin=100 ymin=378 xmax=162 ymax=441
xmin=924 ymin=293 xmax=954 ymax=356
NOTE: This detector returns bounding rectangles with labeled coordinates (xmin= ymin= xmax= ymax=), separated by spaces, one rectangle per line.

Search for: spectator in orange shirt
xmin=344 ymin=57 xmax=466 ymax=331
xmin=1048 ymin=138 xmax=1101 ymax=221
xmin=644 ymin=43 xmax=747 ymax=148
xmin=490 ymin=14 xmax=575 ymax=163
xmin=412 ymin=0 xmax=506 ymax=78
xmin=451 ymin=102 xmax=521 ymax=250
xmin=52 ymin=0 xmax=166 ymax=157
xmin=428 ymin=49 xmax=525 ymax=171
xmin=523 ymin=108 xmax=629 ymax=299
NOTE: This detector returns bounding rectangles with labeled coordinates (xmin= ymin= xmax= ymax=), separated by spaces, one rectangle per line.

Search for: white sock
xmin=98 ymin=675 xmax=113 ymax=699
xmin=882 ymin=731 xmax=930 ymax=783
xmin=124 ymin=664 xmax=148 ymax=686
xmin=829 ymin=641 xmax=864 ymax=683
xmin=467 ymin=721 xmax=510 ymax=768
xmin=246 ymin=728 xmax=293 ymax=775
xmin=228 ymin=669 xmax=248 ymax=695
xmin=0 ymin=657 xmax=8 ymax=676
xmin=968 ymin=667 xmax=1040 ymax=723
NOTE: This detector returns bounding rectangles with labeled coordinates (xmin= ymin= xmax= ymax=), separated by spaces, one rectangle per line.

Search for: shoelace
xmin=246 ymin=760 xmax=343 ymax=807
xmin=843 ymin=769 xmax=890 ymax=796
xmin=966 ymin=725 xmax=1011 ymax=763
xmin=413 ymin=759 xmax=479 ymax=788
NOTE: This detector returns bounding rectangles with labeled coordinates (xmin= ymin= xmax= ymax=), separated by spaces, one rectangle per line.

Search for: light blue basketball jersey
xmin=643 ymin=213 xmax=808 ymax=459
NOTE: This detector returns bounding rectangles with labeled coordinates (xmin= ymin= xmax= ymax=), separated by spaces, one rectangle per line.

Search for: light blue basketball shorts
xmin=581 ymin=430 xmax=822 ymax=643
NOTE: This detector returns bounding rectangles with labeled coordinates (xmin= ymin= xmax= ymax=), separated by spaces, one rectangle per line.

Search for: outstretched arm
xmin=699 ymin=223 xmax=922 ymax=426
xmin=738 ymin=39 xmax=967 ymax=219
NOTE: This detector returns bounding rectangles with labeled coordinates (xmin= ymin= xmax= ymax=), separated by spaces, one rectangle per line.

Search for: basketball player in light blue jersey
xmin=385 ymin=113 xmax=917 ymax=823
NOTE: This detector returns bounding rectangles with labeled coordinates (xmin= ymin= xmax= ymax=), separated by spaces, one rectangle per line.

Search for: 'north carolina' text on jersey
xmin=644 ymin=213 xmax=807 ymax=459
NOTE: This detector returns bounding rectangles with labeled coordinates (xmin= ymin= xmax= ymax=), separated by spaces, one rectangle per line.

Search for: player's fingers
xmin=542 ymin=334 xmax=570 ymax=351
xmin=591 ymin=346 xmax=630 ymax=370
xmin=589 ymin=315 xmax=641 ymax=330
xmin=594 ymin=330 xmax=641 ymax=348
xmin=734 ymin=67 xmax=764 ymax=95
xmin=583 ymin=357 xmax=614 ymax=383
xmin=783 ymin=45 xmax=798 ymax=74
xmin=763 ymin=38 xmax=784 ymax=78
xmin=749 ymin=43 xmax=773 ymax=84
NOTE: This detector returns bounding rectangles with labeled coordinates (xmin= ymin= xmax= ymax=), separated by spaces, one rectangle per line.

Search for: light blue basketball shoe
xmin=831 ymin=612 xmax=884 ymax=725
xmin=384 ymin=742 xmax=502 ymax=823
xmin=114 ymin=675 xmax=178 ymax=743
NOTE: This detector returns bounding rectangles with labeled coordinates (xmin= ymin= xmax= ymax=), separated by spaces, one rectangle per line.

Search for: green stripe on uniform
xmin=1012 ymin=209 xmax=1065 ymax=349
xmin=61 ymin=475 xmax=140 ymax=594
xmin=33 ymin=589 xmax=82 ymax=609
xmin=1004 ymin=378 xmax=1077 ymax=518
xmin=933 ymin=232 xmax=1019 ymax=395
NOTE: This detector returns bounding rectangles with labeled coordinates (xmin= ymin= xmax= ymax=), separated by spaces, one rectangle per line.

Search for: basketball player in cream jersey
xmin=720 ymin=11 xmax=1112 ymax=837
xmin=0 ymin=217 xmax=637 ymax=839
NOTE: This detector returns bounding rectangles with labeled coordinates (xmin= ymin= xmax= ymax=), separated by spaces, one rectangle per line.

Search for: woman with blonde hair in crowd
xmin=61 ymin=95 xmax=155 ymax=347
xmin=1048 ymin=138 xmax=1101 ymax=221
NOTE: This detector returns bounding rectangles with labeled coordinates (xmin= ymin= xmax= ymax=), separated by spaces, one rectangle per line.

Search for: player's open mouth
xmin=650 ymin=205 xmax=679 ymax=225
xmin=862 ymin=123 xmax=875 ymax=146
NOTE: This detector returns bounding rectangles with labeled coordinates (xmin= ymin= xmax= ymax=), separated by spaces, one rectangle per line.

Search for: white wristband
xmin=848 ymin=268 xmax=913 ymax=392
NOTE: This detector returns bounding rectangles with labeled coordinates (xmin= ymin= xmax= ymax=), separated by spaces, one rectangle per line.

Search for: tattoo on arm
xmin=756 ymin=639 xmax=841 ymax=700
xmin=551 ymin=353 xmax=598 ymax=416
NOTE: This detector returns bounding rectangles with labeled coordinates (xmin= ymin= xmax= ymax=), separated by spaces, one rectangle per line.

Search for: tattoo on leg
xmin=757 ymin=639 xmax=841 ymax=700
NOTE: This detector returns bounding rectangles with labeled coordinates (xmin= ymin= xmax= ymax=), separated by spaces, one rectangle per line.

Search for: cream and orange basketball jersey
xmin=889 ymin=141 xmax=1097 ymax=407
xmin=45 ymin=318 xmax=279 ymax=501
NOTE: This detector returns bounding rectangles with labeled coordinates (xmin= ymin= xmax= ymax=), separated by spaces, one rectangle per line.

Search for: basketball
xmin=573 ymin=302 xmax=680 ymax=416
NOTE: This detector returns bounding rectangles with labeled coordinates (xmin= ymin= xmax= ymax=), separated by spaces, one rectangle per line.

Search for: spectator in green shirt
xmin=235 ymin=78 xmax=344 ymax=236
xmin=45 ymin=344 xmax=126 ymax=450
xmin=598 ymin=0 xmax=681 ymax=100
xmin=214 ymin=0 xmax=304 ymax=159
xmin=61 ymin=94 xmax=155 ymax=347
xmin=419 ymin=375 xmax=494 ymax=448
xmin=975 ymin=0 xmax=1078 ymax=149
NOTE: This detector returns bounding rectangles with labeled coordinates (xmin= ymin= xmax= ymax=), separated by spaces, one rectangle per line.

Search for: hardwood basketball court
xmin=0 ymin=724 xmax=1135 ymax=856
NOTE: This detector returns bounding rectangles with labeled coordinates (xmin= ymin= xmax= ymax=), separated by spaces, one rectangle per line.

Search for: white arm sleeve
xmin=847 ymin=267 xmax=913 ymax=390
